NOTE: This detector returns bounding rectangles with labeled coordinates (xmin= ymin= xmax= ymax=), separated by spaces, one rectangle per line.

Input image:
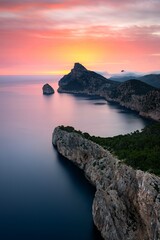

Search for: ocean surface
xmin=0 ymin=76 xmax=152 ymax=240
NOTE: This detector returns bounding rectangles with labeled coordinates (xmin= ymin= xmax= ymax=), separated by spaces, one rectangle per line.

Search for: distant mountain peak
xmin=73 ymin=63 xmax=87 ymax=71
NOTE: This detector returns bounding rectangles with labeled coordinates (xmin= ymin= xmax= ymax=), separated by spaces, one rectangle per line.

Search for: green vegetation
xmin=59 ymin=123 xmax=160 ymax=176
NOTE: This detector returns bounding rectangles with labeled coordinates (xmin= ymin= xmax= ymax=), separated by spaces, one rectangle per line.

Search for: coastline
xmin=58 ymin=88 xmax=158 ymax=122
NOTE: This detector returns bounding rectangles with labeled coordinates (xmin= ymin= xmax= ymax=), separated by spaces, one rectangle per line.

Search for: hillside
xmin=59 ymin=123 xmax=160 ymax=176
xmin=105 ymin=79 xmax=155 ymax=99
xmin=103 ymin=80 xmax=160 ymax=121
xmin=139 ymin=74 xmax=160 ymax=88
xmin=110 ymin=73 xmax=160 ymax=88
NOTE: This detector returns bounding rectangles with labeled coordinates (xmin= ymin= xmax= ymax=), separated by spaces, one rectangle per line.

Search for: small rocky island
xmin=42 ymin=83 xmax=54 ymax=95
xmin=52 ymin=126 xmax=160 ymax=240
xmin=58 ymin=63 xmax=160 ymax=121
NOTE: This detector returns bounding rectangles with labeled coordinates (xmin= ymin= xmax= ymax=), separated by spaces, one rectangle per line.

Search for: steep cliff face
xmin=139 ymin=90 xmax=160 ymax=120
xmin=52 ymin=127 xmax=160 ymax=240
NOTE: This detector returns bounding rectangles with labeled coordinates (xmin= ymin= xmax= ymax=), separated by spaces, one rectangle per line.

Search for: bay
xmin=0 ymin=76 xmax=151 ymax=239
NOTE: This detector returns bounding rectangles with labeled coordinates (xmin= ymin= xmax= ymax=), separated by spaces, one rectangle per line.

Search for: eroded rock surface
xmin=52 ymin=127 xmax=160 ymax=240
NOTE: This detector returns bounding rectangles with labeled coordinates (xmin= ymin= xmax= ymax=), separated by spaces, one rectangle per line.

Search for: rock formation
xmin=58 ymin=63 xmax=160 ymax=121
xmin=52 ymin=127 xmax=160 ymax=240
xmin=58 ymin=62 xmax=118 ymax=94
xmin=42 ymin=83 xmax=54 ymax=95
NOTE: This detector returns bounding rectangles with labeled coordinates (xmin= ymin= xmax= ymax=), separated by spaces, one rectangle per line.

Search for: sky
xmin=0 ymin=0 xmax=160 ymax=75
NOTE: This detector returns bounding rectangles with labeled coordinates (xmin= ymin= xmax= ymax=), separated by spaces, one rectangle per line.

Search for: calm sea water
xmin=0 ymin=76 xmax=151 ymax=240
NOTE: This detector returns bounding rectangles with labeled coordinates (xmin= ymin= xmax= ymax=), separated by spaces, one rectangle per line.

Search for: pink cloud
xmin=0 ymin=0 xmax=159 ymax=29
xmin=0 ymin=0 xmax=160 ymax=11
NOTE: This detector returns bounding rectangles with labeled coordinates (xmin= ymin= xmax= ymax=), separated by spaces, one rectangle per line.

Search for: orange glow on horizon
xmin=1 ymin=27 xmax=160 ymax=75
xmin=0 ymin=68 xmax=70 ymax=76
xmin=61 ymin=41 xmax=105 ymax=66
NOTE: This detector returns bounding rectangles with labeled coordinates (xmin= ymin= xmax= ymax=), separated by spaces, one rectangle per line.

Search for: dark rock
xmin=42 ymin=83 xmax=54 ymax=95
xmin=73 ymin=62 xmax=87 ymax=72
xmin=58 ymin=62 xmax=118 ymax=93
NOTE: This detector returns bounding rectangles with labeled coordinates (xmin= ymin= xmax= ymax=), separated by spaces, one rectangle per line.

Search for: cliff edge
xmin=52 ymin=127 xmax=160 ymax=240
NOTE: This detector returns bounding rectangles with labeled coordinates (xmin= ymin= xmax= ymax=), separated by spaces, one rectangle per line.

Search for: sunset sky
xmin=0 ymin=0 xmax=160 ymax=75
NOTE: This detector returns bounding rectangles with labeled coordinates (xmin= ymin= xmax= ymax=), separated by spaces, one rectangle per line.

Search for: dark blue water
xmin=0 ymin=76 xmax=151 ymax=239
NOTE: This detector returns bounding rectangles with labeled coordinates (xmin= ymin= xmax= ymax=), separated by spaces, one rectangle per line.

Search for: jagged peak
xmin=73 ymin=63 xmax=87 ymax=71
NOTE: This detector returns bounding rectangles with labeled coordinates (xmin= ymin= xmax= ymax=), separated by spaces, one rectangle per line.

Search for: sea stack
xmin=42 ymin=83 xmax=54 ymax=95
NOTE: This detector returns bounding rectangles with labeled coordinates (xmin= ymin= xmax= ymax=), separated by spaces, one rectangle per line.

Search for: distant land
xmin=58 ymin=63 xmax=160 ymax=121
xmin=109 ymin=73 xmax=160 ymax=88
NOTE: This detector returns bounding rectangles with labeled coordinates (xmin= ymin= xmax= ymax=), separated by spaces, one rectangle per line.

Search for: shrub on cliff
xmin=59 ymin=123 xmax=160 ymax=175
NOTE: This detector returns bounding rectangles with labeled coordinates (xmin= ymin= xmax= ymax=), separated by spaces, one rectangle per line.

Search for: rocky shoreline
xmin=52 ymin=127 xmax=160 ymax=240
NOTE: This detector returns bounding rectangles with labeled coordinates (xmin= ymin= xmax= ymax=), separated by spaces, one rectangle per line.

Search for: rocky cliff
xmin=58 ymin=63 xmax=160 ymax=121
xmin=52 ymin=127 xmax=160 ymax=240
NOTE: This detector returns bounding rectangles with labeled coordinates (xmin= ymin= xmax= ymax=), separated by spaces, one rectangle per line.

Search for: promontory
xmin=58 ymin=63 xmax=160 ymax=121
xmin=52 ymin=125 xmax=160 ymax=240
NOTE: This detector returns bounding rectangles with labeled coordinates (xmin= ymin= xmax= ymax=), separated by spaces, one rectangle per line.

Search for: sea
xmin=0 ymin=75 xmax=152 ymax=240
